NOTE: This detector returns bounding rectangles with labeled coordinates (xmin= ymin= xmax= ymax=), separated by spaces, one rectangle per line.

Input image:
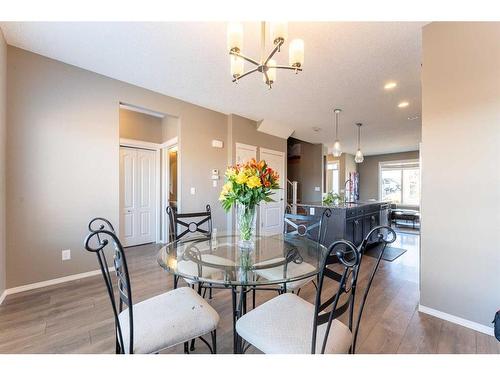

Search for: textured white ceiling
xmin=0 ymin=22 xmax=425 ymax=155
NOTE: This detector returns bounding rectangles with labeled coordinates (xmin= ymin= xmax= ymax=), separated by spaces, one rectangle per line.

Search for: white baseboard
xmin=0 ymin=267 xmax=114 ymax=304
xmin=418 ymin=304 xmax=494 ymax=336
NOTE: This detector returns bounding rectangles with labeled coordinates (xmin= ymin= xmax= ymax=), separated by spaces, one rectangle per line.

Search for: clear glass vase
xmin=237 ymin=246 xmax=255 ymax=283
xmin=236 ymin=203 xmax=256 ymax=250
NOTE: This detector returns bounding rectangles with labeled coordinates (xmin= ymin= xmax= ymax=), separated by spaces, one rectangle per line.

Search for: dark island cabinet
xmin=297 ymin=202 xmax=390 ymax=247
xmin=346 ymin=217 xmax=364 ymax=246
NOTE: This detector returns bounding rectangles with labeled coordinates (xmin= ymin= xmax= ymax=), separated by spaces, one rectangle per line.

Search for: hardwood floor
xmin=0 ymin=232 xmax=498 ymax=354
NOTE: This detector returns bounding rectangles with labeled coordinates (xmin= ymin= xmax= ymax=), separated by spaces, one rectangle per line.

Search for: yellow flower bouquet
xmin=219 ymin=158 xmax=279 ymax=246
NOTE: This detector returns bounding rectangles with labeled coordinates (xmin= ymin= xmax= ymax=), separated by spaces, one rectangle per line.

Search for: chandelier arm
xmin=229 ymin=51 xmax=260 ymax=66
xmin=275 ymin=65 xmax=303 ymax=71
xmin=264 ymin=70 xmax=270 ymax=85
xmin=263 ymin=40 xmax=283 ymax=66
xmin=231 ymin=67 xmax=260 ymax=82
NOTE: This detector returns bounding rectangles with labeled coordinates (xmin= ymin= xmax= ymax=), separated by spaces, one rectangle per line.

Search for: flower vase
xmin=238 ymin=247 xmax=254 ymax=283
xmin=236 ymin=203 xmax=256 ymax=250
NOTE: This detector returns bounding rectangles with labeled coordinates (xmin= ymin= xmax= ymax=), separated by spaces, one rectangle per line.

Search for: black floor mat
xmin=364 ymin=245 xmax=407 ymax=262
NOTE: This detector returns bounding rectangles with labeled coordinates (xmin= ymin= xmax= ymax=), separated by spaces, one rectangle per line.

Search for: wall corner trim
xmin=418 ymin=304 xmax=494 ymax=336
xmin=0 ymin=267 xmax=115 ymax=304
xmin=0 ymin=290 xmax=6 ymax=305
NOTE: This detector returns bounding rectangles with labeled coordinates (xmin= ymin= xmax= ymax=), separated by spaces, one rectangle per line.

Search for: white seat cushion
xmin=118 ymin=287 xmax=219 ymax=354
xmin=177 ymin=254 xmax=235 ymax=285
xmin=254 ymin=257 xmax=316 ymax=290
xmin=236 ymin=293 xmax=352 ymax=354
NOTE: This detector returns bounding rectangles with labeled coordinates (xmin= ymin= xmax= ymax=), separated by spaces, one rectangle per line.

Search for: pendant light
xmin=332 ymin=108 xmax=342 ymax=157
xmin=355 ymin=123 xmax=364 ymax=163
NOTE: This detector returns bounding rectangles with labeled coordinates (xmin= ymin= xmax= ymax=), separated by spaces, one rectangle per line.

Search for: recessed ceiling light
xmin=398 ymin=101 xmax=409 ymax=108
xmin=384 ymin=82 xmax=397 ymax=90
xmin=312 ymin=126 xmax=321 ymax=132
xmin=408 ymin=115 xmax=420 ymax=121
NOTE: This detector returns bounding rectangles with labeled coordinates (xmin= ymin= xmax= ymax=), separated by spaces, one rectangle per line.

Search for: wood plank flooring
xmin=0 ymin=232 xmax=498 ymax=354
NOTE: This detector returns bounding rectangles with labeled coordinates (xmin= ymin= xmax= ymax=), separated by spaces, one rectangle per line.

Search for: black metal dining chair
xmin=84 ymin=218 xmax=219 ymax=354
xmin=166 ymin=204 xmax=219 ymax=298
xmin=236 ymin=225 xmax=396 ymax=354
xmin=252 ymin=209 xmax=332 ymax=303
xmin=167 ymin=204 xmax=213 ymax=243
xmin=283 ymin=211 xmax=331 ymax=243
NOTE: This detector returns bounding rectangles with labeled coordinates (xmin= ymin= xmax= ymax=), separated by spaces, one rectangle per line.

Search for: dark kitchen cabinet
xmin=363 ymin=210 xmax=380 ymax=242
xmin=298 ymin=201 xmax=391 ymax=248
xmin=352 ymin=217 xmax=364 ymax=245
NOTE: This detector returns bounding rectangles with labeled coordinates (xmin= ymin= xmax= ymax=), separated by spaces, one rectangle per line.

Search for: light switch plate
xmin=314 ymin=186 xmax=321 ymax=192
xmin=212 ymin=180 xmax=218 ymax=187
xmin=211 ymin=140 xmax=224 ymax=148
xmin=309 ymin=207 xmax=315 ymax=215
xmin=190 ymin=187 xmax=196 ymax=195
xmin=62 ymin=249 xmax=71 ymax=261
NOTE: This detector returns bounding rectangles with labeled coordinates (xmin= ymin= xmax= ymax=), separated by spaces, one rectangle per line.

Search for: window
xmin=379 ymin=160 xmax=420 ymax=205
xmin=326 ymin=161 xmax=340 ymax=194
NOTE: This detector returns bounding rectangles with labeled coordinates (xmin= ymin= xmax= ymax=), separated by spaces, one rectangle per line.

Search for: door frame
xmin=258 ymin=147 xmax=286 ymax=235
xmin=160 ymin=137 xmax=179 ymax=243
xmin=119 ymin=138 xmax=162 ymax=244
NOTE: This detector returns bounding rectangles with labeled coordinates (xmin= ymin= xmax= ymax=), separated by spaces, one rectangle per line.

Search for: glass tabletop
xmin=157 ymin=232 xmax=329 ymax=286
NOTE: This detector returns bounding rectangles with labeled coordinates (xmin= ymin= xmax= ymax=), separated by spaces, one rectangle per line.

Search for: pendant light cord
xmin=357 ymin=124 xmax=362 ymax=149
xmin=335 ymin=111 xmax=339 ymax=138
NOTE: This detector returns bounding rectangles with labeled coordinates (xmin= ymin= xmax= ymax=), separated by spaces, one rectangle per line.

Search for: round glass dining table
xmin=157 ymin=232 xmax=329 ymax=353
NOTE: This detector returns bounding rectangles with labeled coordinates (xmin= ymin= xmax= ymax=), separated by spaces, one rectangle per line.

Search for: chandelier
xmin=227 ymin=22 xmax=304 ymax=89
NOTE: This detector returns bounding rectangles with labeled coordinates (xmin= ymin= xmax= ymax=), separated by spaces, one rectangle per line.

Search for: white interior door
xmin=120 ymin=147 xmax=156 ymax=247
xmin=259 ymin=148 xmax=285 ymax=236
xmin=235 ymin=142 xmax=257 ymax=164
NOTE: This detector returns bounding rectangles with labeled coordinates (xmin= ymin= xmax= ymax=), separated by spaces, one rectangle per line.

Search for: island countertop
xmin=296 ymin=201 xmax=389 ymax=210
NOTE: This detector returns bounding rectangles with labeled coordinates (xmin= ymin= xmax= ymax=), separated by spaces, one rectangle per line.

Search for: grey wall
xmin=119 ymin=108 xmax=164 ymax=143
xmin=326 ymin=153 xmax=357 ymax=196
xmin=421 ymin=22 xmax=500 ymax=327
xmin=0 ymin=30 xmax=6 ymax=297
xmin=161 ymin=115 xmax=179 ymax=141
xmin=5 ymin=46 xmax=287 ymax=289
xmin=119 ymin=108 xmax=179 ymax=144
xmin=358 ymin=151 xmax=419 ymax=201
xmin=6 ymin=46 xmax=229 ymax=288
xmin=288 ymin=139 xmax=323 ymax=203
xmin=343 ymin=153 xmax=357 ymax=193
xmin=229 ymin=114 xmax=287 ymax=162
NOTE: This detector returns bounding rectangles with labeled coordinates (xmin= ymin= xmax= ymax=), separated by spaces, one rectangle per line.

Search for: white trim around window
xmin=378 ymin=158 xmax=420 ymax=204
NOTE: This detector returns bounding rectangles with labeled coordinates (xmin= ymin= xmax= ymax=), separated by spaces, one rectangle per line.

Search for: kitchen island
xmin=295 ymin=201 xmax=390 ymax=247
